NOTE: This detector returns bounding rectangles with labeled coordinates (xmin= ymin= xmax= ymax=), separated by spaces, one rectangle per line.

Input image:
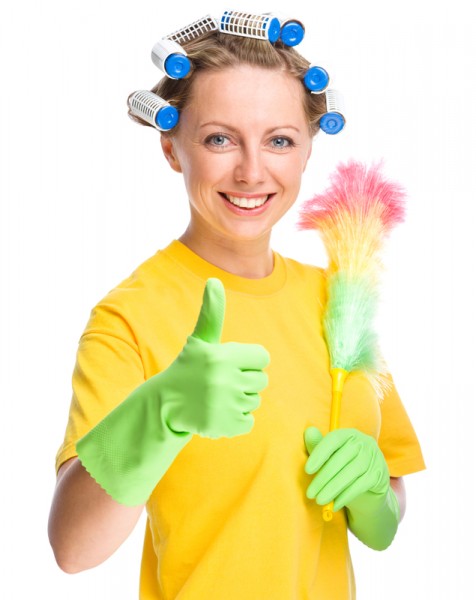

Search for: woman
xmin=48 ymin=24 xmax=425 ymax=599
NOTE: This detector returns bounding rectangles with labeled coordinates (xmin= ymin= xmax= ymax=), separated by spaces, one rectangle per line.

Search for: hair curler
xmin=151 ymin=15 xmax=218 ymax=79
xmin=151 ymin=38 xmax=191 ymax=80
xmin=319 ymin=89 xmax=345 ymax=135
xmin=218 ymin=10 xmax=281 ymax=43
xmin=279 ymin=18 xmax=305 ymax=46
xmin=263 ymin=12 xmax=305 ymax=46
xmin=167 ymin=14 xmax=218 ymax=45
xmin=128 ymin=90 xmax=179 ymax=132
xmin=304 ymin=65 xmax=330 ymax=93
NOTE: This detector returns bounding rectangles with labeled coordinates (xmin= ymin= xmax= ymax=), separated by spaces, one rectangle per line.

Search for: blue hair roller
xmin=304 ymin=66 xmax=330 ymax=93
xmin=279 ymin=19 xmax=305 ymax=46
xmin=320 ymin=113 xmax=345 ymax=134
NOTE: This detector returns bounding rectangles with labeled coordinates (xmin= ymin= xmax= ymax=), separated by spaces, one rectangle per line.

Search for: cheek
xmin=178 ymin=155 xmax=209 ymax=192
xmin=198 ymin=157 xmax=240 ymax=191
xmin=280 ymin=156 xmax=308 ymax=187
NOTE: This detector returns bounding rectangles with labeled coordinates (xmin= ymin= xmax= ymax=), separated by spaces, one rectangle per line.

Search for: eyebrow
xmin=199 ymin=122 xmax=301 ymax=133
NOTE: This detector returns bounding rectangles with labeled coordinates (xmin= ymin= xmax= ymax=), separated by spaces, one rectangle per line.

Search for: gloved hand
xmin=76 ymin=278 xmax=270 ymax=506
xmin=304 ymin=427 xmax=400 ymax=550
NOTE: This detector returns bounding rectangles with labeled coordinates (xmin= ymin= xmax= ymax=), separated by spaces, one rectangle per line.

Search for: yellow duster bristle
xmin=318 ymin=209 xmax=386 ymax=281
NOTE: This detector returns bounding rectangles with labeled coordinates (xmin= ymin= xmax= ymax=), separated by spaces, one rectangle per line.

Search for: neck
xmin=179 ymin=226 xmax=274 ymax=279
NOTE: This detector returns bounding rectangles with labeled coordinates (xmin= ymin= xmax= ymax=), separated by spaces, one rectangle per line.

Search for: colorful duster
xmin=297 ymin=160 xmax=406 ymax=520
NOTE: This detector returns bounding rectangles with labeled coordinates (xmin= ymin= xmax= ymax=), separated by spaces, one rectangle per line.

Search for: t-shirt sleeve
xmin=55 ymin=301 xmax=145 ymax=474
xmin=378 ymin=374 xmax=426 ymax=477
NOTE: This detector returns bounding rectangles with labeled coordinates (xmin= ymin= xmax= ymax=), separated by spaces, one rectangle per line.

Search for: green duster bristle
xmin=324 ymin=272 xmax=379 ymax=371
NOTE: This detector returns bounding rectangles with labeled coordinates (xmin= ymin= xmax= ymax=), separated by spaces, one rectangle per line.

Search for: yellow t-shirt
xmin=56 ymin=240 xmax=425 ymax=600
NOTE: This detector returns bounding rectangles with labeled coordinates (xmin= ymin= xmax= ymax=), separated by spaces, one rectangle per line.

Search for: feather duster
xmin=298 ymin=160 xmax=406 ymax=520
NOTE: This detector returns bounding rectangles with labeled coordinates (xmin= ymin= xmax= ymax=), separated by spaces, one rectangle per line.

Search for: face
xmin=161 ymin=65 xmax=313 ymax=244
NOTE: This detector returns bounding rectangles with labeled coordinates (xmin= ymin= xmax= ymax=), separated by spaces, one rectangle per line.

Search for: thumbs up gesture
xmin=162 ymin=278 xmax=270 ymax=438
xmin=76 ymin=278 xmax=270 ymax=505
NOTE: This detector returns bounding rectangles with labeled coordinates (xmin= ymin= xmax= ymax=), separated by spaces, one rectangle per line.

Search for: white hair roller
xmin=218 ymin=10 xmax=281 ymax=42
xmin=167 ymin=14 xmax=218 ymax=45
xmin=152 ymin=15 xmax=218 ymax=79
xmin=151 ymin=38 xmax=190 ymax=80
xmin=320 ymin=89 xmax=346 ymax=135
xmin=128 ymin=90 xmax=179 ymax=132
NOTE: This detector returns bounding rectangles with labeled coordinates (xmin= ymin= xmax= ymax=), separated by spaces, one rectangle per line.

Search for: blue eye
xmin=206 ymin=134 xmax=230 ymax=147
xmin=271 ymin=137 xmax=293 ymax=149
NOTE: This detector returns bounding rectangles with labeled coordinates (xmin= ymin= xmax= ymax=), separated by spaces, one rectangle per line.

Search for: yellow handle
xmin=322 ymin=368 xmax=348 ymax=522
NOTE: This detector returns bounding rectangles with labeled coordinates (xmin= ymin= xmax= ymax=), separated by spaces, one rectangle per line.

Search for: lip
xmin=219 ymin=192 xmax=275 ymax=215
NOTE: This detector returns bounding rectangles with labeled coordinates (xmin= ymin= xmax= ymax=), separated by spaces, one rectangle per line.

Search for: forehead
xmin=184 ymin=65 xmax=308 ymax=128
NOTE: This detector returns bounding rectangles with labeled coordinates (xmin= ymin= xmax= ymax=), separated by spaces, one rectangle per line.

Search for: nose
xmin=233 ymin=146 xmax=266 ymax=186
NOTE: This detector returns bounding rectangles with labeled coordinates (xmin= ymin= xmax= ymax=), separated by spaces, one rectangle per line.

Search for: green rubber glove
xmin=304 ymin=427 xmax=400 ymax=550
xmin=76 ymin=278 xmax=270 ymax=506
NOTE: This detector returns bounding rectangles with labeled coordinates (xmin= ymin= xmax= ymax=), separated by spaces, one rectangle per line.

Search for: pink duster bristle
xmin=297 ymin=160 xmax=406 ymax=232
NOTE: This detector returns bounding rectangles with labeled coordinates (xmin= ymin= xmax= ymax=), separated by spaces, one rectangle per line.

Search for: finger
xmin=306 ymin=476 xmax=326 ymax=502
xmin=207 ymin=412 xmax=255 ymax=438
xmin=305 ymin=429 xmax=358 ymax=475
xmin=240 ymin=370 xmax=268 ymax=394
xmin=222 ymin=341 xmax=271 ymax=370
xmin=308 ymin=454 xmax=365 ymax=504
xmin=230 ymin=412 xmax=255 ymax=436
xmin=304 ymin=427 xmax=323 ymax=456
xmin=310 ymin=438 xmax=361 ymax=489
xmin=238 ymin=392 xmax=261 ymax=414
xmin=191 ymin=278 xmax=225 ymax=344
xmin=333 ymin=471 xmax=379 ymax=511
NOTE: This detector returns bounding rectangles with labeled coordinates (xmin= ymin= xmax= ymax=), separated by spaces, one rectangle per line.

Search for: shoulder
xmin=82 ymin=245 xmax=183 ymax=337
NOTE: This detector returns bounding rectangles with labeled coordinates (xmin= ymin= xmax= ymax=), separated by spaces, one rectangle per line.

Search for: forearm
xmin=390 ymin=476 xmax=406 ymax=522
xmin=48 ymin=458 xmax=144 ymax=573
xmin=346 ymin=477 xmax=405 ymax=551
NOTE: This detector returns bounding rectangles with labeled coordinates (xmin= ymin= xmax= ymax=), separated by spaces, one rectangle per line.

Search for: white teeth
xmin=225 ymin=194 xmax=269 ymax=208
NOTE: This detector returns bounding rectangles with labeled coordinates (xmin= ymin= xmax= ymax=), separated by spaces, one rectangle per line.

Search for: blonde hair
xmin=128 ymin=31 xmax=327 ymax=136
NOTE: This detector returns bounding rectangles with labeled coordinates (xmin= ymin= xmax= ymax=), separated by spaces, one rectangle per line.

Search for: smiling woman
xmin=48 ymin=13 xmax=425 ymax=600
xmin=160 ymin=65 xmax=314 ymax=275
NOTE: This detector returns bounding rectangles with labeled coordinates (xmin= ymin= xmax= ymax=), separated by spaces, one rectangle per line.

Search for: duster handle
xmin=322 ymin=368 xmax=349 ymax=522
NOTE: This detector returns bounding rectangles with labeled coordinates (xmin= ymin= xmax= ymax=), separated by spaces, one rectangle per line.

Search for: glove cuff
xmin=346 ymin=486 xmax=400 ymax=551
xmin=76 ymin=379 xmax=192 ymax=506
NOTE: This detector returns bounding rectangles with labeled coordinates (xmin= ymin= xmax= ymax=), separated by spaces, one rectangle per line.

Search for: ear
xmin=160 ymin=134 xmax=182 ymax=173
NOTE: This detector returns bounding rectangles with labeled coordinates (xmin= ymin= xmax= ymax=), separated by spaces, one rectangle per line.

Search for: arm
xmin=390 ymin=476 xmax=406 ymax=522
xmin=48 ymin=458 xmax=144 ymax=573
xmin=345 ymin=475 xmax=405 ymax=550
xmin=49 ymin=279 xmax=269 ymax=572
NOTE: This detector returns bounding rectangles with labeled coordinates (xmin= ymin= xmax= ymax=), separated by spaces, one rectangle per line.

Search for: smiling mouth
xmin=220 ymin=193 xmax=272 ymax=209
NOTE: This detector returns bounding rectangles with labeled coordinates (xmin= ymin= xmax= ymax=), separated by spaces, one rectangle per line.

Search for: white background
xmin=1 ymin=0 xmax=474 ymax=597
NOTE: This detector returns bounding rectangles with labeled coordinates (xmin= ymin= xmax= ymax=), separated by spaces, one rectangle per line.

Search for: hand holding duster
xmin=304 ymin=426 xmax=400 ymax=549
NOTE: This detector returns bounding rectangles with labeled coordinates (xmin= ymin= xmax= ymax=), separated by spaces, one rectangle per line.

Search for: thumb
xmin=191 ymin=278 xmax=226 ymax=343
xmin=304 ymin=426 xmax=323 ymax=455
